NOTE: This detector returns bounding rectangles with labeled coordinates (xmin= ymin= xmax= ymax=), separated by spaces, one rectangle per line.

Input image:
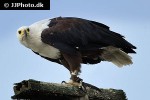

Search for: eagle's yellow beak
xmin=18 ymin=28 xmax=30 ymax=37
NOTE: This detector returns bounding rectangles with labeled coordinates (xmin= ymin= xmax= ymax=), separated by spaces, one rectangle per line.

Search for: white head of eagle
xmin=17 ymin=17 xmax=136 ymax=85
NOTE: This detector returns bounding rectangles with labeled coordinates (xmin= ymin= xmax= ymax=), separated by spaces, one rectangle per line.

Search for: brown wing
xmin=41 ymin=17 xmax=136 ymax=56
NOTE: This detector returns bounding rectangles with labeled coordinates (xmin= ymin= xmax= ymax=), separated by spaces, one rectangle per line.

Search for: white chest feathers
xmin=20 ymin=19 xmax=61 ymax=59
xmin=27 ymin=37 xmax=61 ymax=59
xmin=35 ymin=43 xmax=61 ymax=59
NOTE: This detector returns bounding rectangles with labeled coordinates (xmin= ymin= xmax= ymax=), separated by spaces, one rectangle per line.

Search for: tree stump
xmin=11 ymin=79 xmax=127 ymax=100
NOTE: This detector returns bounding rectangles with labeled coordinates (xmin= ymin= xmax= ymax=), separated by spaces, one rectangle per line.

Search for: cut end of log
xmin=11 ymin=79 xmax=127 ymax=100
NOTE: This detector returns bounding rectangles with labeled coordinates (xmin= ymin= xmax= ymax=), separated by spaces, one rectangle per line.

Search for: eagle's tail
xmin=101 ymin=46 xmax=133 ymax=67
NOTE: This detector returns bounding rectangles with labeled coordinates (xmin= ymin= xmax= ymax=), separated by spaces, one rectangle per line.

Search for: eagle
xmin=17 ymin=17 xmax=136 ymax=86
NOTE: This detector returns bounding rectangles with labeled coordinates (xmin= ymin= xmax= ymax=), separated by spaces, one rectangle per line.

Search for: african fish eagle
xmin=17 ymin=17 xmax=136 ymax=86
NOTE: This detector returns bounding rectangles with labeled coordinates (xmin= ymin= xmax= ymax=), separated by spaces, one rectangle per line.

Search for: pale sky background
xmin=0 ymin=0 xmax=149 ymax=100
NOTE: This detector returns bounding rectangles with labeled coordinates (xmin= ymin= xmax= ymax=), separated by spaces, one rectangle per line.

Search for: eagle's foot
xmin=62 ymin=69 xmax=86 ymax=92
xmin=61 ymin=79 xmax=81 ymax=87
xmin=61 ymin=77 xmax=86 ymax=92
xmin=70 ymin=75 xmax=86 ymax=91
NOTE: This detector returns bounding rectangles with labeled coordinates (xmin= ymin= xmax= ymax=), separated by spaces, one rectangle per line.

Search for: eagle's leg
xmin=70 ymin=70 xmax=82 ymax=83
xmin=61 ymin=52 xmax=83 ymax=87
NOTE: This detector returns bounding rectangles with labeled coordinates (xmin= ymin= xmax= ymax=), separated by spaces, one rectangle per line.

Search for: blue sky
xmin=0 ymin=0 xmax=150 ymax=99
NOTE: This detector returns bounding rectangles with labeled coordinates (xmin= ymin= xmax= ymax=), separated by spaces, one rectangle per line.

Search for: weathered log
xmin=11 ymin=79 xmax=127 ymax=100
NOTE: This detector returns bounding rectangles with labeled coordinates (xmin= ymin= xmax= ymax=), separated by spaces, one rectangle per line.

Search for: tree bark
xmin=11 ymin=79 xmax=127 ymax=100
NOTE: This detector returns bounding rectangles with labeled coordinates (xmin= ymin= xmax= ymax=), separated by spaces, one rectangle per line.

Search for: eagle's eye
xmin=18 ymin=30 xmax=21 ymax=34
xmin=26 ymin=28 xmax=30 ymax=32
